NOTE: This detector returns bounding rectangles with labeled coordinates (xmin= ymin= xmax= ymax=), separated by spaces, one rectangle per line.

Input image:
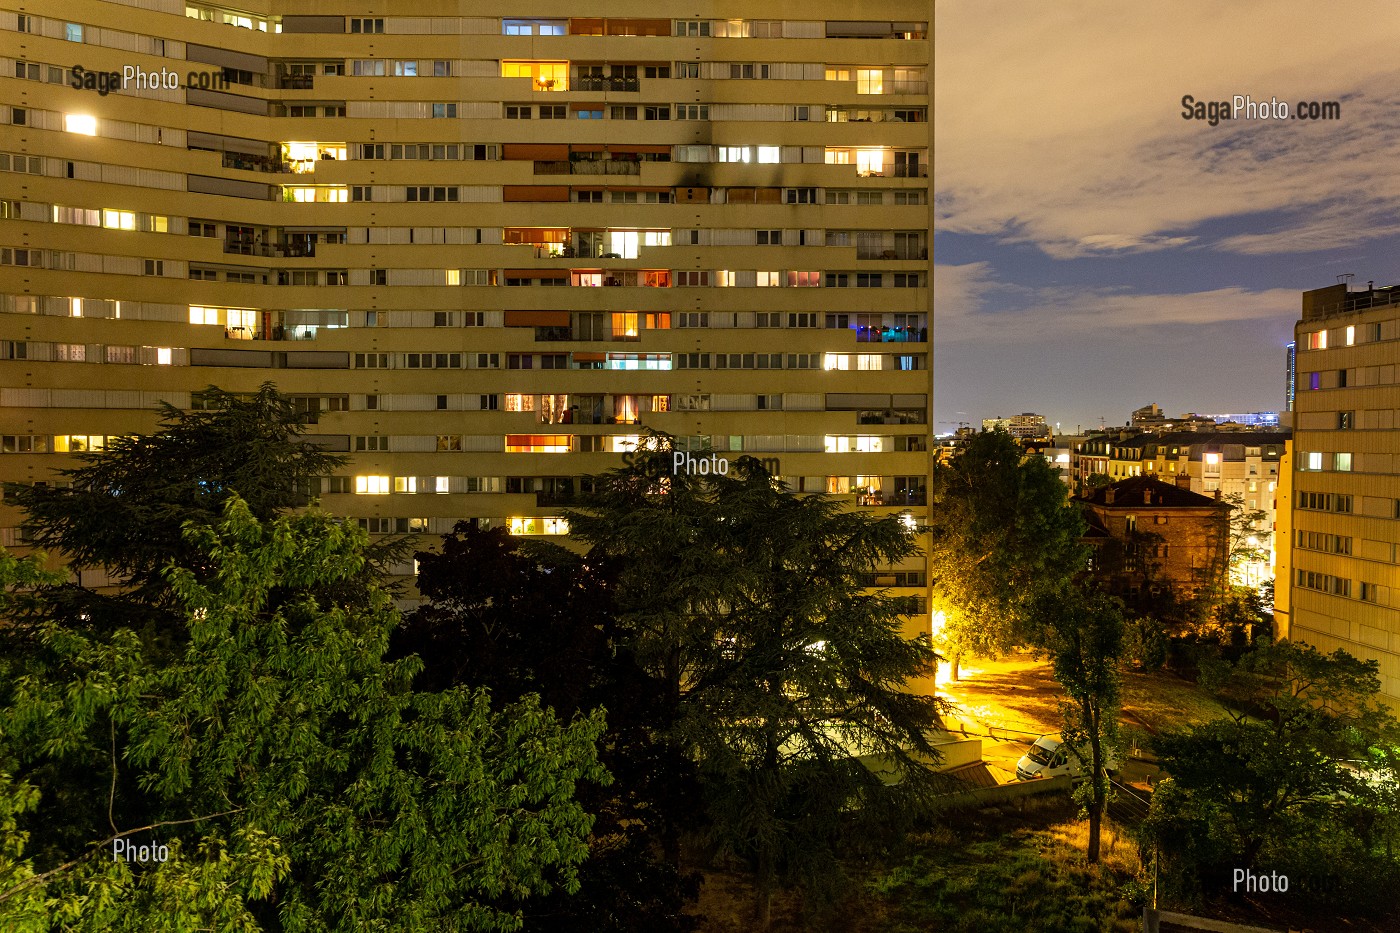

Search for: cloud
xmin=934 ymin=1 xmax=1400 ymax=257
xmin=934 ymin=263 xmax=1297 ymax=343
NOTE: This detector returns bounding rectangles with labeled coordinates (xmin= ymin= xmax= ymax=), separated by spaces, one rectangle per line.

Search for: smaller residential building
xmin=982 ymin=412 xmax=1051 ymax=441
xmin=1079 ymin=476 xmax=1230 ymax=602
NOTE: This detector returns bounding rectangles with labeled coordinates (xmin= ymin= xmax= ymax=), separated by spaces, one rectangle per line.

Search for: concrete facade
xmin=0 ymin=3 xmax=932 ymax=631
xmin=1289 ymin=283 xmax=1400 ymax=705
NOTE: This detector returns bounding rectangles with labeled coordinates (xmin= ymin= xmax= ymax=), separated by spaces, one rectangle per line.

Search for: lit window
xmin=1346 ymin=325 xmax=1355 ymax=346
xmin=1305 ymin=451 xmax=1323 ymax=471
xmin=757 ymin=146 xmax=780 ymax=163
xmin=156 ymin=347 xmax=172 ymax=365
xmin=501 ymin=61 xmax=569 ymax=91
xmin=70 ymin=298 xmax=83 ymax=317
xmin=508 ymin=516 xmax=570 ymax=535
xmin=435 ymin=476 xmax=450 ymax=493
xmin=505 ymin=434 xmax=570 ymax=453
xmin=65 ymin=23 xmax=84 ymax=42
xmin=445 ymin=269 xmax=460 ymax=285
xmin=716 ymin=270 xmax=735 ymax=287
xmin=355 ymin=475 xmax=390 ymax=494
xmin=64 ymin=114 xmax=98 ymax=136
xmin=189 ymin=306 xmax=220 ymax=325
xmin=102 ymin=209 xmax=136 ymax=230
xmin=1335 ymin=452 xmax=1352 ymax=472
xmin=394 ymin=476 xmax=417 ymax=493
xmin=756 ymin=271 xmax=781 ymax=287
xmin=1204 ymin=452 xmax=1220 ymax=465
xmin=856 ymin=354 xmax=881 ymax=370
xmin=824 ymin=353 xmax=850 ymax=370
xmin=856 ymin=68 xmax=884 ymax=94
xmin=856 ymin=148 xmax=886 ymax=176
xmin=1307 ymin=330 xmax=1327 ymax=350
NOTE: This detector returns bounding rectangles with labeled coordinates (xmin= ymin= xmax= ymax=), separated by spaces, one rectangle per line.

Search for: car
xmin=1015 ymin=734 xmax=1118 ymax=782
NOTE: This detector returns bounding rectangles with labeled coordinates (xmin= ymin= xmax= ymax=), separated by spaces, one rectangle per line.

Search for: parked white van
xmin=1015 ymin=735 xmax=1117 ymax=782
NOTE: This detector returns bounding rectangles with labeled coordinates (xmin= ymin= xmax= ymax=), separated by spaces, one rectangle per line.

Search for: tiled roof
xmin=1077 ymin=475 xmax=1227 ymax=509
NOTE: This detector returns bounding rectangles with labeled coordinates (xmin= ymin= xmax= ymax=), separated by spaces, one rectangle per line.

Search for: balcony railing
xmin=278 ymin=75 xmax=314 ymax=90
xmin=224 ymin=242 xmax=317 ymax=258
xmin=854 ymin=489 xmax=927 ymax=507
xmin=225 ymin=325 xmax=319 ymax=342
xmin=572 ymin=76 xmax=640 ymax=92
xmin=221 ymin=151 xmax=292 ymax=174
xmin=855 ymin=327 xmax=928 ymax=343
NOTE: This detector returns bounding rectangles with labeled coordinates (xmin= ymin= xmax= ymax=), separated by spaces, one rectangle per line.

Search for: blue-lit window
xmin=576 ymin=109 xmax=603 ymax=119
xmin=65 ymin=23 xmax=84 ymax=42
xmin=503 ymin=19 xmax=566 ymax=36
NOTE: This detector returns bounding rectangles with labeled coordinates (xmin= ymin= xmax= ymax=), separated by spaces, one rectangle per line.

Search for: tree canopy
xmin=397 ymin=525 xmax=699 ymax=931
xmin=7 ymin=384 xmax=344 ymax=592
xmin=927 ymin=429 xmax=1087 ymax=666
xmin=1144 ymin=640 xmax=1400 ymax=911
xmin=561 ymin=439 xmax=946 ymax=924
xmin=0 ymin=502 xmax=606 ymax=932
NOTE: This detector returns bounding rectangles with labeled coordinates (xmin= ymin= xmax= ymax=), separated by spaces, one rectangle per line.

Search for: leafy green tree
xmin=1188 ymin=493 xmax=1270 ymax=642
xmin=927 ymin=429 xmax=1087 ymax=678
xmin=1082 ymin=472 xmax=1113 ymax=494
xmin=1144 ymin=640 xmax=1400 ymax=910
xmin=396 ymin=525 xmax=699 ymax=931
xmin=0 ymin=502 xmax=606 ymax=931
xmin=1033 ymin=589 xmax=1126 ymax=863
xmin=563 ymin=440 xmax=945 ymax=926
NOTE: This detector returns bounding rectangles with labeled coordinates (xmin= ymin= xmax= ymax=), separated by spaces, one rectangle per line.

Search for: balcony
xmin=854 ymin=488 xmax=928 ymax=507
xmin=224 ymin=325 xmax=319 ymax=342
xmin=224 ymin=241 xmax=317 ymax=258
xmin=855 ymin=326 xmax=928 ymax=343
xmin=534 ymin=159 xmax=641 ymax=176
xmin=222 ymin=151 xmax=291 ymax=174
xmin=572 ymin=76 xmax=640 ymax=92
xmin=857 ymin=409 xmax=926 ymax=426
xmin=278 ymin=75 xmax=314 ymax=90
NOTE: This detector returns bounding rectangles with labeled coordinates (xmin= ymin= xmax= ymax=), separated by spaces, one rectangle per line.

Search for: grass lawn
xmin=868 ymin=797 xmax=1145 ymax=933
xmin=1118 ymin=668 xmax=1231 ymax=749
xmin=690 ymin=797 xmax=1147 ymax=932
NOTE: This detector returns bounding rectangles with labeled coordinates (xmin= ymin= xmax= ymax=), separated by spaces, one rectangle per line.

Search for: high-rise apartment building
xmin=0 ymin=3 xmax=931 ymax=633
xmin=1289 ymin=283 xmax=1400 ymax=705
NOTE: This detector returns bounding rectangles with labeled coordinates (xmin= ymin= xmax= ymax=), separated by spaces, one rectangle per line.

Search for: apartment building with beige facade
xmin=0 ymin=1 xmax=932 ymax=635
xmin=1289 ymin=282 xmax=1400 ymax=705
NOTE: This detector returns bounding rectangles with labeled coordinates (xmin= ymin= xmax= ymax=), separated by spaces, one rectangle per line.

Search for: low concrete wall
xmin=933 ymin=773 xmax=1072 ymax=810
xmin=1144 ymin=907 xmax=1287 ymax=933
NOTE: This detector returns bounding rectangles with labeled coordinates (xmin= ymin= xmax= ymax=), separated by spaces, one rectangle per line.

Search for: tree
xmin=1144 ymin=640 xmax=1400 ymax=910
xmin=927 ymin=429 xmax=1087 ymax=678
xmin=0 ymin=502 xmax=607 ymax=931
xmin=1033 ymin=589 xmax=1126 ymax=863
xmin=1 ymin=385 xmax=366 ymax=664
xmin=6 ymin=384 xmax=345 ymax=595
xmin=563 ymin=440 xmax=946 ymax=926
xmin=395 ymin=525 xmax=699 ymax=931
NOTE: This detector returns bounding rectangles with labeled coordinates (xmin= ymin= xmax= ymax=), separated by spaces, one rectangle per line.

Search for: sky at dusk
xmin=932 ymin=1 xmax=1400 ymax=434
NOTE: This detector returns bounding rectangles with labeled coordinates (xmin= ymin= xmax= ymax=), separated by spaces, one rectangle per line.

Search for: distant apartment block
xmin=981 ymin=411 xmax=1049 ymax=440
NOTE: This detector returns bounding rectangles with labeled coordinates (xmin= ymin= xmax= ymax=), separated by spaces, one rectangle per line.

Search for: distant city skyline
xmin=933 ymin=1 xmax=1400 ymax=431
